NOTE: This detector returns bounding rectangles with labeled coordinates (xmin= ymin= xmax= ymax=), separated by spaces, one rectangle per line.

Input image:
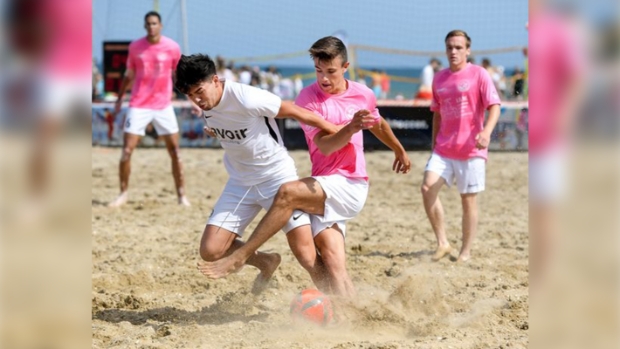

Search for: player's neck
xmin=146 ymin=34 xmax=162 ymax=44
xmin=330 ymin=79 xmax=348 ymax=95
xmin=449 ymin=62 xmax=468 ymax=73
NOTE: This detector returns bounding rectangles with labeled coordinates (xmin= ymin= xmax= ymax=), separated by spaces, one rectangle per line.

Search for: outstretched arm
xmin=277 ymin=101 xmax=338 ymax=134
xmin=368 ymin=117 xmax=411 ymax=173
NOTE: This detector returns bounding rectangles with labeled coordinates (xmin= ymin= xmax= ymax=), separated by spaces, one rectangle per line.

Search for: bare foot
xmin=251 ymin=253 xmax=281 ymax=295
xmin=456 ymin=253 xmax=471 ymax=263
xmin=108 ymin=192 xmax=128 ymax=207
xmin=197 ymin=254 xmax=247 ymax=279
xmin=178 ymin=196 xmax=191 ymax=206
xmin=431 ymin=245 xmax=453 ymax=261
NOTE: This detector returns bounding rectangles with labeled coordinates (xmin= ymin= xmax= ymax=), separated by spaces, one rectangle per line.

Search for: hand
xmin=203 ymin=126 xmax=216 ymax=138
xmin=347 ymin=109 xmax=377 ymax=133
xmin=475 ymin=131 xmax=491 ymax=149
xmin=392 ymin=150 xmax=411 ymax=174
xmin=114 ymin=98 xmax=123 ymax=116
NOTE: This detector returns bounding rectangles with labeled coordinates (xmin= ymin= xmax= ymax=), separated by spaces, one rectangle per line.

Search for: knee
xmin=275 ymin=182 xmax=299 ymax=206
xmin=199 ymin=243 xmax=225 ymax=262
xmin=167 ymin=146 xmax=181 ymax=160
xmin=420 ymin=182 xmax=432 ymax=197
xmin=120 ymin=147 xmax=134 ymax=162
xmin=294 ymin=249 xmax=318 ymax=272
xmin=317 ymin=245 xmax=344 ymax=273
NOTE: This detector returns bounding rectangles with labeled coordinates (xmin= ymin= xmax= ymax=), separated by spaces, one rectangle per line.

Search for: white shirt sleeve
xmin=239 ymin=83 xmax=282 ymax=119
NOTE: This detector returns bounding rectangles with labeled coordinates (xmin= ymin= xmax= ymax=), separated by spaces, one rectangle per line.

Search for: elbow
xmin=317 ymin=144 xmax=335 ymax=156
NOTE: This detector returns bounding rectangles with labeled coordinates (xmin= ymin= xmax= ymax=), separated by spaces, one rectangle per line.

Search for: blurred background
xmin=0 ymin=0 xmax=618 ymax=348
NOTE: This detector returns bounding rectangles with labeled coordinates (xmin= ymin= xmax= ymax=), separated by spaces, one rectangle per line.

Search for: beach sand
xmin=92 ymin=147 xmax=528 ymax=348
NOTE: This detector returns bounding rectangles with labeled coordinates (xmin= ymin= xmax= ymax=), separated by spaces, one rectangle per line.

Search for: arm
xmin=431 ymin=111 xmax=441 ymax=150
xmin=312 ymin=110 xmax=375 ymax=156
xmin=276 ymin=101 xmax=338 ymax=135
xmin=368 ymin=117 xmax=411 ymax=173
xmin=475 ymin=104 xmax=501 ymax=149
xmin=114 ymin=69 xmax=135 ymax=115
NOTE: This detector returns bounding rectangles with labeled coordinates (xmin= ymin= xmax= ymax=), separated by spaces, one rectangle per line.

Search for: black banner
xmin=281 ymin=106 xmax=433 ymax=151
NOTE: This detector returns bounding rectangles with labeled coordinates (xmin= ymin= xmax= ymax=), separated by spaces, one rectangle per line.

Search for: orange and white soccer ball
xmin=289 ymin=288 xmax=334 ymax=326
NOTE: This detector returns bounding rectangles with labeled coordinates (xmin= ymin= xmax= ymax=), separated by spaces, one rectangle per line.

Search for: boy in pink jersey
xmin=422 ymin=30 xmax=501 ymax=262
xmin=198 ymin=36 xmax=410 ymax=298
xmin=109 ymin=11 xmax=189 ymax=207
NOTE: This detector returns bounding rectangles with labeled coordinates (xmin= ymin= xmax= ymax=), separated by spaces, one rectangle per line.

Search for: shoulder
xmin=161 ymin=36 xmax=181 ymax=49
xmin=434 ymin=68 xmax=451 ymax=79
xmin=349 ymin=80 xmax=374 ymax=95
xmin=129 ymin=37 xmax=146 ymax=50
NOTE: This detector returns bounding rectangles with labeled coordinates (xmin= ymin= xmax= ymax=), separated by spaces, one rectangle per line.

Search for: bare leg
xmin=109 ymin=133 xmax=141 ymax=207
xmin=314 ymin=225 xmax=355 ymax=297
xmin=458 ymin=193 xmax=478 ymax=262
xmin=196 ymin=224 xmax=281 ymax=294
xmin=30 ymin=118 xmax=60 ymax=199
xmin=287 ymin=225 xmax=331 ymax=293
xmin=421 ymin=171 xmax=452 ymax=260
xmin=161 ymin=133 xmax=190 ymax=206
xmin=199 ymin=178 xmax=327 ymax=278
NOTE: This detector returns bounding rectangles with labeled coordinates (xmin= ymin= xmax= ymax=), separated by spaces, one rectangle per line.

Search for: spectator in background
xmin=380 ymin=70 xmax=391 ymax=99
xmin=239 ymin=65 xmax=252 ymax=85
xmin=511 ymin=67 xmax=525 ymax=99
xmin=250 ymin=66 xmax=262 ymax=87
xmin=371 ymin=69 xmax=382 ymax=99
xmin=522 ymin=47 xmax=529 ymax=99
xmin=293 ymin=74 xmax=304 ymax=98
xmin=416 ymin=57 xmax=441 ymax=100
xmin=356 ymin=71 xmax=367 ymax=86
xmin=216 ymin=56 xmax=236 ymax=82
xmin=481 ymin=58 xmax=505 ymax=99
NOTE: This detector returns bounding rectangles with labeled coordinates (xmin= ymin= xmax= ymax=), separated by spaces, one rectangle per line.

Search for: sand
xmin=92 ymin=147 xmax=528 ymax=349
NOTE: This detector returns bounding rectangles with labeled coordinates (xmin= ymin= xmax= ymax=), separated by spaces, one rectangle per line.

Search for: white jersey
xmin=203 ymin=80 xmax=297 ymax=186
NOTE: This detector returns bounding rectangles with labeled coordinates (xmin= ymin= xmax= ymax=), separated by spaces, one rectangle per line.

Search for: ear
xmin=343 ymin=62 xmax=350 ymax=69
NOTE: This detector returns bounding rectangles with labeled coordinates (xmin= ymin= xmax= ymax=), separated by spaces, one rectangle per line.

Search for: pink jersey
xmin=295 ymin=81 xmax=380 ymax=179
xmin=528 ymin=13 xmax=585 ymax=154
xmin=431 ymin=63 xmax=501 ymax=160
xmin=43 ymin=0 xmax=92 ymax=79
xmin=126 ymin=36 xmax=181 ymax=109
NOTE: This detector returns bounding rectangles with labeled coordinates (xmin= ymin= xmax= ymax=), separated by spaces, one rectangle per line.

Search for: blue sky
xmin=93 ymin=0 xmax=528 ymax=69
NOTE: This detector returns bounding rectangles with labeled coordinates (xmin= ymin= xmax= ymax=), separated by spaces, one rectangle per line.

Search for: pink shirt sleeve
xmin=126 ymin=44 xmax=136 ymax=71
xmin=171 ymin=43 xmax=181 ymax=70
xmin=479 ymin=69 xmax=501 ymax=109
xmin=430 ymin=76 xmax=440 ymax=112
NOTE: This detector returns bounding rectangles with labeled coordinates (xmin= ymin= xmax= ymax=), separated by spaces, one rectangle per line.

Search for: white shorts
xmin=124 ymin=106 xmax=179 ymax=136
xmin=208 ymin=175 xmax=310 ymax=236
xmin=42 ymin=76 xmax=91 ymax=118
xmin=425 ymin=152 xmax=486 ymax=194
xmin=529 ymin=146 xmax=567 ymax=203
xmin=311 ymin=174 xmax=369 ymax=238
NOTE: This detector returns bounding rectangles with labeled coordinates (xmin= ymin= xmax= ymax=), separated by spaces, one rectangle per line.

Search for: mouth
xmin=320 ymin=83 xmax=331 ymax=89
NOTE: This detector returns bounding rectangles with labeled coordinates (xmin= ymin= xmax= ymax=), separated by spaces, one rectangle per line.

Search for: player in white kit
xmin=175 ymin=54 xmax=338 ymax=293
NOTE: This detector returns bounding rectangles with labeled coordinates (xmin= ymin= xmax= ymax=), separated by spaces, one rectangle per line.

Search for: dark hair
xmin=144 ymin=11 xmax=161 ymax=23
xmin=309 ymin=36 xmax=348 ymax=65
xmin=445 ymin=29 xmax=471 ymax=48
xmin=175 ymin=54 xmax=217 ymax=93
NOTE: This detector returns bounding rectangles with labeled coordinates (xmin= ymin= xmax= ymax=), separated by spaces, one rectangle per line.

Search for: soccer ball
xmin=289 ymin=288 xmax=334 ymax=326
